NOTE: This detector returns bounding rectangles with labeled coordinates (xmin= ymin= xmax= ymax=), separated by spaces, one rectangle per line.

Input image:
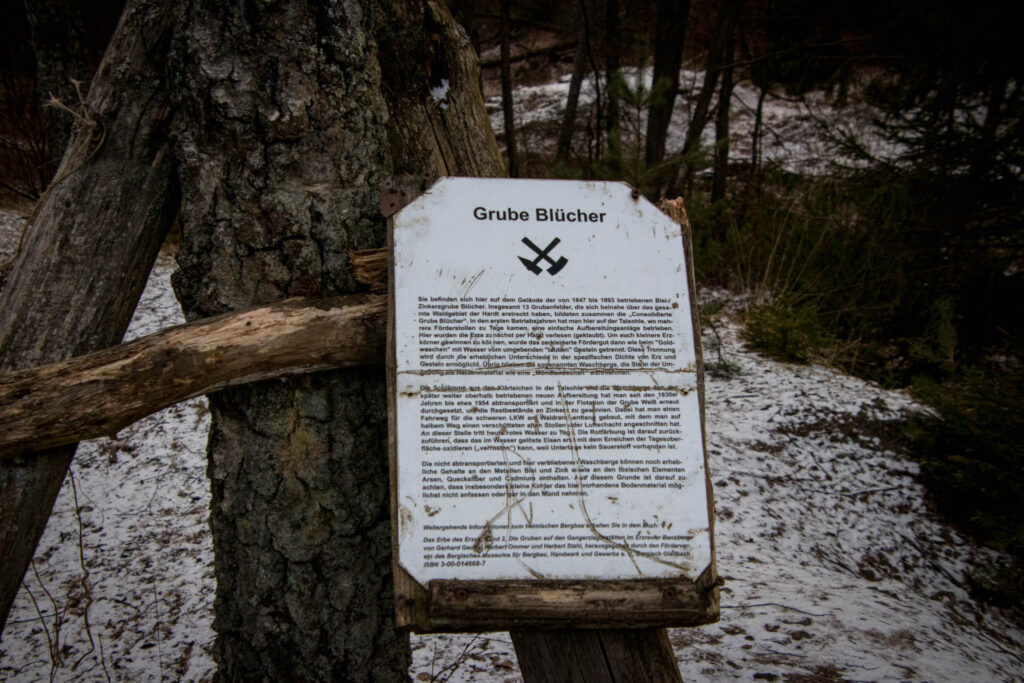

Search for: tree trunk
xmin=169 ymin=1 xmax=502 ymax=679
xmin=751 ymin=86 xmax=765 ymax=176
xmin=0 ymin=0 xmax=180 ymax=632
xmin=375 ymin=1 xmax=505 ymax=179
xmin=711 ymin=32 xmax=735 ymax=204
xmin=500 ymin=0 xmax=519 ymax=177
xmin=169 ymin=2 xmax=401 ymax=679
xmin=580 ymin=0 xmax=605 ymax=163
xmin=669 ymin=0 xmax=742 ymax=197
xmin=645 ymin=0 xmax=690 ymax=183
xmin=604 ymin=0 xmax=621 ymax=163
xmin=555 ymin=17 xmax=588 ymax=165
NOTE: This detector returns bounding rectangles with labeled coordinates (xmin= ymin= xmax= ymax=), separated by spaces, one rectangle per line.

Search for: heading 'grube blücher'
xmin=473 ymin=206 xmax=608 ymax=222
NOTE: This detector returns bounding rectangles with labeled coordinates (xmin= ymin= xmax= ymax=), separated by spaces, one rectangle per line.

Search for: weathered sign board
xmin=387 ymin=177 xmax=718 ymax=632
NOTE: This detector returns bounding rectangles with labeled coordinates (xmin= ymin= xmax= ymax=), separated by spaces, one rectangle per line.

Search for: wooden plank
xmin=385 ymin=178 xmax=437 ymax=630
xmin=658 ymin=197 xmax=719 ymax=580
xmin=426 ymin=569 xmax=719 ymax=631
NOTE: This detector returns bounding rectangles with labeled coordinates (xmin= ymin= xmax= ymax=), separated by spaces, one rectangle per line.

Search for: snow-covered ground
xmin=2 ymin=229 xmax=1021 ymax=681
xmin=1 ymin=65 xmax=1021 ymax=680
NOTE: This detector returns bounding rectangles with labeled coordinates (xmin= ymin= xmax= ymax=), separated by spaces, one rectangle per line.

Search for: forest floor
xmin=1 ymin=212 xmax=1022 ymax=681
xmin=2 ymin=65 xmax=1024 ymax=680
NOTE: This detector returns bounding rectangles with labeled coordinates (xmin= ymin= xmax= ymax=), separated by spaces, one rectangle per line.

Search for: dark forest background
xmin=2 ymin=0 xmax=1021 ymax=609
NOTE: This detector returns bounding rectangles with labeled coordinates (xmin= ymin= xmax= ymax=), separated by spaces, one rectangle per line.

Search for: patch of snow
xmin=1 ymin=144 xmax=1021 ymax=682
xmin=486 ymin=66 xmax=899 ymax=176
xmin=431 ymin=78 xmax=451 ymax=110
xmin=1 ymin=252 xmax=215 ymax=682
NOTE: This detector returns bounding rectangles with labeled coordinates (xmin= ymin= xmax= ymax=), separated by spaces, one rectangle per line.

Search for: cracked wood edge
xmin=0 ymin=293 xmax=388 ymax=460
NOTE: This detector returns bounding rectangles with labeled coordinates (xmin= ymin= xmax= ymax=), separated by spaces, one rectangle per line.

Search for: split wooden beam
xmin=0 ymin=290 xmax=388 ymax=461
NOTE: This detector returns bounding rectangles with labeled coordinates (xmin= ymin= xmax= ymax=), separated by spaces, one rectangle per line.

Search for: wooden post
xmin=0 ymin=0 xmax=181 ymax=630
xmin=511 ymin=629 xmax=681 ymax=682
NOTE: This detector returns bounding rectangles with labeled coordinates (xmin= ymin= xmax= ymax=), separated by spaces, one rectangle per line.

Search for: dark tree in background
xmin=21 ymin=0 xmax=116 ymax=180
xmin=499 ymin=0 xmax=519 ymax=176
xmin=603 ymin=0 xmax=621 ymax=156
xmin=555 ymin=4 xmax=589 ymax=165
xmin=668 ymin=0 xmax=743 ymax=197
xmin=710 ymin=7 xmax=738 ymax=204
xmin=644 ymin=0 xmax=690 ymax=182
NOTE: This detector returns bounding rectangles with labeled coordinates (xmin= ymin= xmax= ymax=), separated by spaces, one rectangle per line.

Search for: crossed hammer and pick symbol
xmin=519 ymin=236 xmax=568 ymax=276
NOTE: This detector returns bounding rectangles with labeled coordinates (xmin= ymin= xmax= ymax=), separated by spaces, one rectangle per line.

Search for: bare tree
xmin=711 ymin=18 xmax=738 ymax=204
xmin=668 ymin=0 xmax=743 ymax=198
xmin=645 ymin=0 xmax=691 ymax=189
xmin=555 ymin=8 xmax=589 ymax=165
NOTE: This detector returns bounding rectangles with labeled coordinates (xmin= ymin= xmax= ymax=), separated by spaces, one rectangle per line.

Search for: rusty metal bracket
xmin=379 ymin=183 xmax=408 ymax=218
xmin=380 ymin=174 xmax=441 ymax=218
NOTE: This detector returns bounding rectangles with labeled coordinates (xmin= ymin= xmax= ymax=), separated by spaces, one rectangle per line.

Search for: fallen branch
xmin=0 ymin=293 xmax=387 ymax=460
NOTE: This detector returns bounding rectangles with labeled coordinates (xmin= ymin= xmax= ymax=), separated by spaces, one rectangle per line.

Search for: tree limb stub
xmin=0 ymin=293 xmax=387 ymax=460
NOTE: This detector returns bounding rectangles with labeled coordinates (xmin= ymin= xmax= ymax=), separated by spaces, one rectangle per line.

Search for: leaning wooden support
xmin=0 ymin=293 xmax=387 ymax=460
xmin=0 ymin=0 xmax=182 ymax=631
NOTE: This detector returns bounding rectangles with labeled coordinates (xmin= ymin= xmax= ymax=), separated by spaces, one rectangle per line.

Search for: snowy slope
xmin=2 ymin=238 xmax=1021 ymax=681
xmin=487 ymin=66 xmax=898 ymax=176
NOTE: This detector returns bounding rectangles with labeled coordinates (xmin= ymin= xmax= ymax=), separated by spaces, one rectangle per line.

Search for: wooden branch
xmin=0 ymin=294 xmax=387 ymax=460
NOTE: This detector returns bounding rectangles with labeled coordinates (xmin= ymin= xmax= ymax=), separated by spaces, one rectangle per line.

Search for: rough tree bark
xmin=169 ymin=2 xmax=401 ymax=679
xmin=0 ymin=0 xmax=180 ymax=631
xmin=169 ymin=0 xmax=501 ymax=679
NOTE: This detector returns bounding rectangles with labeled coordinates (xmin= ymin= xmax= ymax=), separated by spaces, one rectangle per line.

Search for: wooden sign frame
xmin=385 ymin=178 xmax=719 ymax=633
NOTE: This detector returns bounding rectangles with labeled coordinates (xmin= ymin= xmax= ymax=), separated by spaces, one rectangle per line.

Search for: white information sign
xmin=393 ymin=178 xmax=711 ymax=586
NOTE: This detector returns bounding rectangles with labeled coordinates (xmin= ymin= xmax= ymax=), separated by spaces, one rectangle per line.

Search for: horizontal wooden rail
xmin=0 ymin=293 xmax=387 ymax=460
